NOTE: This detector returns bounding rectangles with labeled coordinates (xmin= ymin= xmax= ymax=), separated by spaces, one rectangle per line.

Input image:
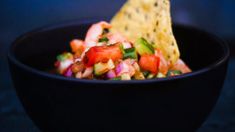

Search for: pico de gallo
xmin=54 ymin=21 xmax=191 ymax=80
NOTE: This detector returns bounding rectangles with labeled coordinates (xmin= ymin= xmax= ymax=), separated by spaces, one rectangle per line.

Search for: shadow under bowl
xmin=8 ymin=20 xmax=229 ymax=132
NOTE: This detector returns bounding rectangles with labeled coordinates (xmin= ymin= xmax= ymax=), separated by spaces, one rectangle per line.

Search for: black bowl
xmin=8 ymin=20 xmax=229 ymax=132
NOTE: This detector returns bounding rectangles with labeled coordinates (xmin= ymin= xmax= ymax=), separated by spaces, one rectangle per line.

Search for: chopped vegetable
xmin=106 ymin=70 xmax=116 ymax=79
xmin=134 ymin=38 xmax=154 ymax=55
xmin=111 ymin=77 xmax=121 ymax=80
xmin=82 ymin=67 xmax=93 ymax=78
xmin=167 ymin=70 xmax=182 ymax=77
xmin=94 ymin=59 xmax=115 ymax=76
xmin=156 ymin=72 xmax=166 ymax=78
xmin=56 ymin=52 xmax=74 ymax=74
xmin=84 ymin=43 xmax=123 ymax=66
xmin=142 ymin=71 xmax=150 ymax=77
xmin=63 ymin=66 xmax=73 ymax=77
xmin=139 ymin=54 xmax=160 ymax=74
xmin=56 ymin=52 xmax=73 ymax=61
xmin=147 ymin=73 xmax=156 ymax=79
xmin=115 ymin=59 xmax=135 ymax=77
xmin=123 ymin=47 xmax=138 ymax=59
xmin=134 ymin=71 xmax=145 ymax=80
xmin=121 ymin=73 xmax=131 ymax=80
xmin=122 ymin=42 xmax=132 ymax=49
xmin=75 ymin=72 xmax=82 ymax=79
xmin=98 ymin=37 xmax=109 ymax=43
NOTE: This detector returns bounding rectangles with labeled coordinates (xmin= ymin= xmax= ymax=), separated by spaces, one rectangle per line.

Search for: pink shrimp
xmin=85 ymin=21 xmax=111 ymax=47
xmin=155 ymin=49 xmax=169 ymax=75
xmin=171 ymin=59 xmax=191 ymax=74
xmin=107 ymin=33 xmax=132 ymax=49
xmin=107 ymin=32 xmax=127 ymax=44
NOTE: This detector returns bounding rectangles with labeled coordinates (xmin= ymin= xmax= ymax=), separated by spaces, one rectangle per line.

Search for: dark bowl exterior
xmin=8 ymin=20 xmax=229 ymax=132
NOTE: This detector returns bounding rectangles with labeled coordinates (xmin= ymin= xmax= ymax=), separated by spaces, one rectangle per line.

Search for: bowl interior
xmin=10 ymin=21 xmax=228 ymax=77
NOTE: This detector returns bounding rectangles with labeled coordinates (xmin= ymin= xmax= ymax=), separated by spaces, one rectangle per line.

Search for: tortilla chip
xmin=110 ymin=0 xmax=179 ymax=65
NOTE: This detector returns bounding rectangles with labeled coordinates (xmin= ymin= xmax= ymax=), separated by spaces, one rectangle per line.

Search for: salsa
xmin=54 ymin=21 xmax=191 ymax=80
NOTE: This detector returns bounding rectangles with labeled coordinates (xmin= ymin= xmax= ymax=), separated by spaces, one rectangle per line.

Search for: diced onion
xmin=106 ymin=70 xmax=116 ymax=79
xmin=82 ymin=67 xmax=93 ymax=78
xmin=63 ymin=66 xmax=73 ymax=77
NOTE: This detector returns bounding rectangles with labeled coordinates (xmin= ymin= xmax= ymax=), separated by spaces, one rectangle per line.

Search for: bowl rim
xmin=7 ymin=19 xmax=230 ymax=84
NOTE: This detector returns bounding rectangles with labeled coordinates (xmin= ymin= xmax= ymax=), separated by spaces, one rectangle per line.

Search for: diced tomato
xmin=171 ymin=59 xmax=191 ymax=74
xmin=70 ymin=39 xmax=85 ymax=57
xmin=155 ymin=49 xmax=169 ymax=75
xmin=139 ymin=54 xmax=160 ymax=74
xmin=84 ymin=43 xmax=123 ymax=66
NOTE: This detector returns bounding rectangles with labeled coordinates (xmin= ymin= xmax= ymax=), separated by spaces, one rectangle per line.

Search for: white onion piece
xmin=115 ymin=62 xmax=129 ymax=76
xmin=75 ymin=72 xmax=82 ymax=79
xmin=107 ymin=59 xmax=115 ymax=69
xmin=122 ymin=42 xmax=132 ymax=49
xmin=82 ymin=67 xmax=93 ymax=78
xmin=58 ymin=59 xmax=73 ymax=74
xmin=115 ymin=61 xmax=135 ymax=77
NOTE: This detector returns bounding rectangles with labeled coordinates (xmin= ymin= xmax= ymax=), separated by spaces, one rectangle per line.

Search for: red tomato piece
xmin=139 ymin=54 xmax=160 ymax=74
xmin=84 ymin=43 xmax=123 ymax=66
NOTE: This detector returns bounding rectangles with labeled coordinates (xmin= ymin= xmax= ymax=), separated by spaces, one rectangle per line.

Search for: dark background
xmin=0 ymin=0 xmax=235 ymax=131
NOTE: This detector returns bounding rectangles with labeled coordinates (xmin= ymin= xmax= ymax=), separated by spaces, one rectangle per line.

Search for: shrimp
xmin=107 ymin=32 xmax=132 ymax=49
xmin=171 ymin=59 xmax=191 ymax=73
xmin=155 ymin=49 xmax=169 ymax=75
xmin=107 ymin=32 xmax=127 ymax=44
xmin=85 ymin=21 xmax=111 ymax=48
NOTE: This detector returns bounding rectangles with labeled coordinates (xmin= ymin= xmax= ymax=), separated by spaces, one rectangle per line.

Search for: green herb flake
xmin=98 ymin=37 xmax=109 ymax=43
